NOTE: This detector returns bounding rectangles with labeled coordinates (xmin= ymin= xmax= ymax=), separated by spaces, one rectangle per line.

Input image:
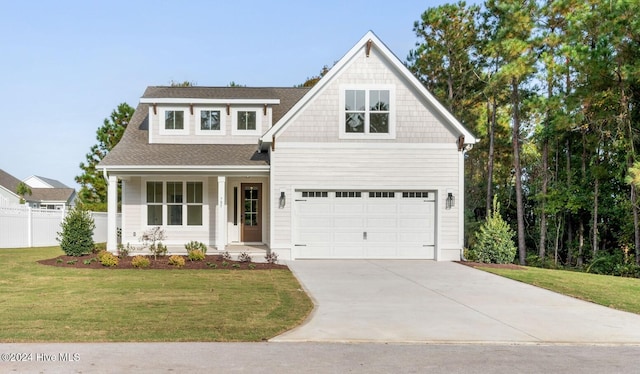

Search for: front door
xmin=241 ymin=183 xmax=262 ymax=242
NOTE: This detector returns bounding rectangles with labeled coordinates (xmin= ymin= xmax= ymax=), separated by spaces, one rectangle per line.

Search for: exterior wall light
xmin=446 ymin=192 xmax=455 ymax=210
xmin=279 ymin=191 xmax=286 ymax=209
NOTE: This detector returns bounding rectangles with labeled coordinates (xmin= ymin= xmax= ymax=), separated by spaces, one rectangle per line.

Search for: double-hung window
xmin=146 ymin=181 xmax=204 ymax=226
xmin=341 ymin=85 xmax=395 ymax=139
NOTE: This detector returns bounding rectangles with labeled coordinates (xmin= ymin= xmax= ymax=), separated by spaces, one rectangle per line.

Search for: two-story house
xmin=99 ymin=31 xmax=477 ymax=261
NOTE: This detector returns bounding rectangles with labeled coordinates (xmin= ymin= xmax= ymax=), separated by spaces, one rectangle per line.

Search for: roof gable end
xmin=259 ymin=30 xmax=478 ymax=149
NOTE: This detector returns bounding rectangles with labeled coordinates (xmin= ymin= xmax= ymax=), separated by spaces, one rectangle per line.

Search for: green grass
xmin=479 ymin=266 xmax=640 ymax=314
xmin=0 ymin=246 xmax=313 ymax=342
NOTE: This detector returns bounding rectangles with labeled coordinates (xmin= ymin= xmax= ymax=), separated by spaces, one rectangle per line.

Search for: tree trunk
xmin=566 ymin=138 xmax=573 ymax=265
xmin=539 ymin=138 xmax=549 ymax=261
xmin=486 ymin=98 xmax=496 ymax=215
xmin=578 ymin=221 xmax=584 ymax=266
xmin=632 ymin=186 xmax=640 ymax=265
xmin=512 ymin=78 xmax=527 ymax=265
xmin=592 ymin=176 xmax=599 ymax=257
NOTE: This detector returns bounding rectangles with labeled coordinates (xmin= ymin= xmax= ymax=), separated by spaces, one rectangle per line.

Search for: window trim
xmin=159 ymin=107 xmax=189 ymax=135
xmin=195 ymin=107 xmax=226 ymax=135
xmin=143 ymin=179 xmax=206 ymax=228
xmin=339 ymin=84 xmax=396 ymax=139
xmin=231 ymin=107 xmax=262 ymax=136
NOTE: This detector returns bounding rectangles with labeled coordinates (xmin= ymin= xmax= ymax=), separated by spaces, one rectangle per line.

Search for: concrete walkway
xmin=273 ymin=260 xmax=640 ymax=344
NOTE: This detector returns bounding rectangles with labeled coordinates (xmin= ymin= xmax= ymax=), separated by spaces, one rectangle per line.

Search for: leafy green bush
xmin=168 ymin=255 xmax=185 ymax=268
xmin=185 ymin=241 xmax=208 ymax=254
xmin=471 ymin=198 xmax=516 ymax=264
xmin=57 ymin=207 xmax=96 ymax=256
xmin=131 ymin=255 xmax=150 ymax=268
xmin=187 ymin=249 xmax=205 ymax=261
xmin=99 ymin=252 xmax=119 ymax=267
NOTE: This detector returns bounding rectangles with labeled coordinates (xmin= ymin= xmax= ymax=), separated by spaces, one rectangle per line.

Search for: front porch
xmin=106 ymin=174 xmax=272 ymax=254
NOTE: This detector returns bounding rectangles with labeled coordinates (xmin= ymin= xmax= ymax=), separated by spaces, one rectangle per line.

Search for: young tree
xmin=75 ymin=103 xmax=134 ymax=211
xmin=15 ymin=182 xmax=32 ymax=204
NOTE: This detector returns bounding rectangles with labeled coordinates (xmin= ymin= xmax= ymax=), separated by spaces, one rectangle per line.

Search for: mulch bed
xmin=38 ymin=254 xmax=288 ymax=270
xmin=456 ymin=261 xmax=525 ymax=270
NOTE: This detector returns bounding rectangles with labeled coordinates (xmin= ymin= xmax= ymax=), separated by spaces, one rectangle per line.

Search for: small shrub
xmin=93 ymin=243 xmax=107 ymax=253
xmin=221 ymin=251 xmax=232 ymax=261
xmin=97 ymin=250 xmax=110 ymax=262
xmin=131 ymin=255 xmax=150 ymax=268
xmin=222 ymin=261 xmax=229 ymax=267
xmin=66 ymin=259 xmax=78 ymax=265
xmin=56 ymin=258 xmax=63 ymax=264
xmin=248 ymin=264 xmax=256 ymax=270
xmin=187 ymin=249 xmax=205 ymax=261
xmin=238 ymin=252 xmax=252 ymax=263
xmin=57 ymin=206 xmax=96 ymax=256
xmin=206 ymin=262 xmax=217 ymax=269
xmin=83 ymin=259 xmax=93 ymax=265
xmin=462 ymin=248 xmax=478 ymax=262
xmin=185 ymin=241 xmax=208 ymax=254
xmin=118 ymin=243 xmax=133 ymax=258
xmin=265 ymin=252 xmax=279 ymax=264
xmin=232 ymin=263 xmax=240 ymax=269
xmin=472 ymin=197 xmax=516 ymax=264
xmin=141 ymin=227 xmax=167 ymax=260
xmin=99 ymin=252 xmax=119 ymax=267
xmin=168 ymin=255 xmax=185 ymax=268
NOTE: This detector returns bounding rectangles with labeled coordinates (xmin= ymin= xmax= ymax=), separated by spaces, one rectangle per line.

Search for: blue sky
xmin=0 ymin=0 xmax=461 ymax=190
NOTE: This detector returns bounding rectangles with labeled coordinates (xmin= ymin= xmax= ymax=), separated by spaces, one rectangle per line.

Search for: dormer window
xmin=340 ymin=85 xmax=395 ymax=139
xmin=201 ymin=110 xmax=220 ymax=130
xmin=231 ymin=108 xmax=262 ymax=135
xmin=237 ymin=111 xmax=257 ymax=130
xmin=165 ymin=110 xmax=184 ymax=130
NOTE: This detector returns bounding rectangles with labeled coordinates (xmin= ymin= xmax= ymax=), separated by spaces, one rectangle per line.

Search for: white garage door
xmin=293 ymin=190 xmax=435 ymax=259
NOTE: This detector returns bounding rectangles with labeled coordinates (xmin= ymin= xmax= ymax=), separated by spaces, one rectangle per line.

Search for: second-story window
xmin=237 ymin=111 xmax=257 ymax=130
xmin=201 ymin=110 xmax=220 ymax=131
xmin=165 ymin=110 xmax=184 ymax=130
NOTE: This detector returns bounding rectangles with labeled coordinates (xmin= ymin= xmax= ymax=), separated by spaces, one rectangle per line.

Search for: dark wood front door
xmin=241 ymin=183 xmax=262 ymax=242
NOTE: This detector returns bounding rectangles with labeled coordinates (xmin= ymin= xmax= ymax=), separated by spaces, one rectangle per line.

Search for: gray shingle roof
xmin=31 ymin=176 xmax=69 ymax=188
xmin=0 ymin=169 xmax=21 ymax=194
xmin=100 ymin=87 xmax=309 ymax=168
xmin=28 ymin=188 xmax=75 ymax=203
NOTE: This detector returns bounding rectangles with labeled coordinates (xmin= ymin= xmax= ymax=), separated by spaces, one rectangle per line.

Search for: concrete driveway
xmin=272 ymin=260 xmax=640 ymax=344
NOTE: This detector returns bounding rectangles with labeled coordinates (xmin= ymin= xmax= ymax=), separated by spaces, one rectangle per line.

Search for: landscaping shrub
xmin=57 ymin=206 xmax=96 ymax=256
xmin=168 ymin=255 xmax=185 ymax=268
xmin=264 ymin=252 xmax=279 ymax=264
xmin=99 ymin=252 xmax=119 ymax=267
xmin=238 ymin=252 xmax=252 ymax=263
xmin=185 ymin=241 xmax=208 ymax=254
xmin=141 ymin=227 xmax=167 ymax=260
xmin=471 ymin=198 xmax=516 ymax=264
xmin=221 ymin=251 xmax=232 ymax=261
xmin=187 ymin=249 xmax=205 ymax=261
xmin=131 ymin=255 xmax=150 ymax=268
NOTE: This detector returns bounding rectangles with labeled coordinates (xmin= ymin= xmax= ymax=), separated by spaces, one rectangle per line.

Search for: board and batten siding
xmin=270 ymin=145 xmax=462 ymax=260
xmin=277 ymin=47 xmax=457 ymax=144
xmin=148 ymin=105 xmax=271 ymax=145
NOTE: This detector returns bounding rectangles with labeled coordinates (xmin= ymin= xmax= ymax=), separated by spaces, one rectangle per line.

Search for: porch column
xmin=216 ymin=176 xmax=227 ymax=250
xmin=107 ymin=174 xmax=118 ymax=252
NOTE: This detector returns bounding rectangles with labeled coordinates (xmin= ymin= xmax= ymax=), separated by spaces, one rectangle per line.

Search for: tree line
xmin=407 ymin=0 xmax=640 ymax=267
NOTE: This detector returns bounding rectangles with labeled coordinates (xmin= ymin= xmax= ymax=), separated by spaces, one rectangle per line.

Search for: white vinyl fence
xmin=0 ymin=205 xmax=120 ymax=248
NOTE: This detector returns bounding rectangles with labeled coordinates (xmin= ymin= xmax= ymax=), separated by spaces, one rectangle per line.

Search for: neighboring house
xmin=99 ymin=31 xmax=477 ymax=261
xmin=0 ymin=169 xmax=75 ymax=209
xmin=22 ymin=175 xmax=76 ymax=210
xmin=0 ymin=169 xmax=23 ymax=206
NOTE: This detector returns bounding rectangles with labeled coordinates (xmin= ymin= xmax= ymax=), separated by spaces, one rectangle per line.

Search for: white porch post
xmin=107 ymin=174 xmax=118 ymax=252
xmin=216 ymin=176 xmax=227 ymax=250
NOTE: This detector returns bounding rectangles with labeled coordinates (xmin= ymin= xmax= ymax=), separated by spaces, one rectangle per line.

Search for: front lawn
xmin=479 ymin=265 xmax=640 ymax=314
xmin=0 ymin=246 xmax=313 ymax=342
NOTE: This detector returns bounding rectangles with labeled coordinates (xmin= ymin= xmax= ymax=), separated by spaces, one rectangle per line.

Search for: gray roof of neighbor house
xmin=0 ymin=169 xmax=21 ymax=194
xmin=28 ymin=188 xmax=75 ymax=203
xmin=100 ymin=86 xmax=310 ymax=168
xmin=30 ymin=176 xmax=69 ymax=188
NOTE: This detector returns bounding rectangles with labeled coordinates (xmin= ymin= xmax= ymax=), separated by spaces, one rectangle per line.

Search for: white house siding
xmin=148 ymin=105 xmax=271 ymax=145
xmin=270 ymin=145 xmax=462 ymax=260
xmin=0 ymin=187 xmax=20 ymax=206
xmin=277 ymin=48 xmax=457 ymax=144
